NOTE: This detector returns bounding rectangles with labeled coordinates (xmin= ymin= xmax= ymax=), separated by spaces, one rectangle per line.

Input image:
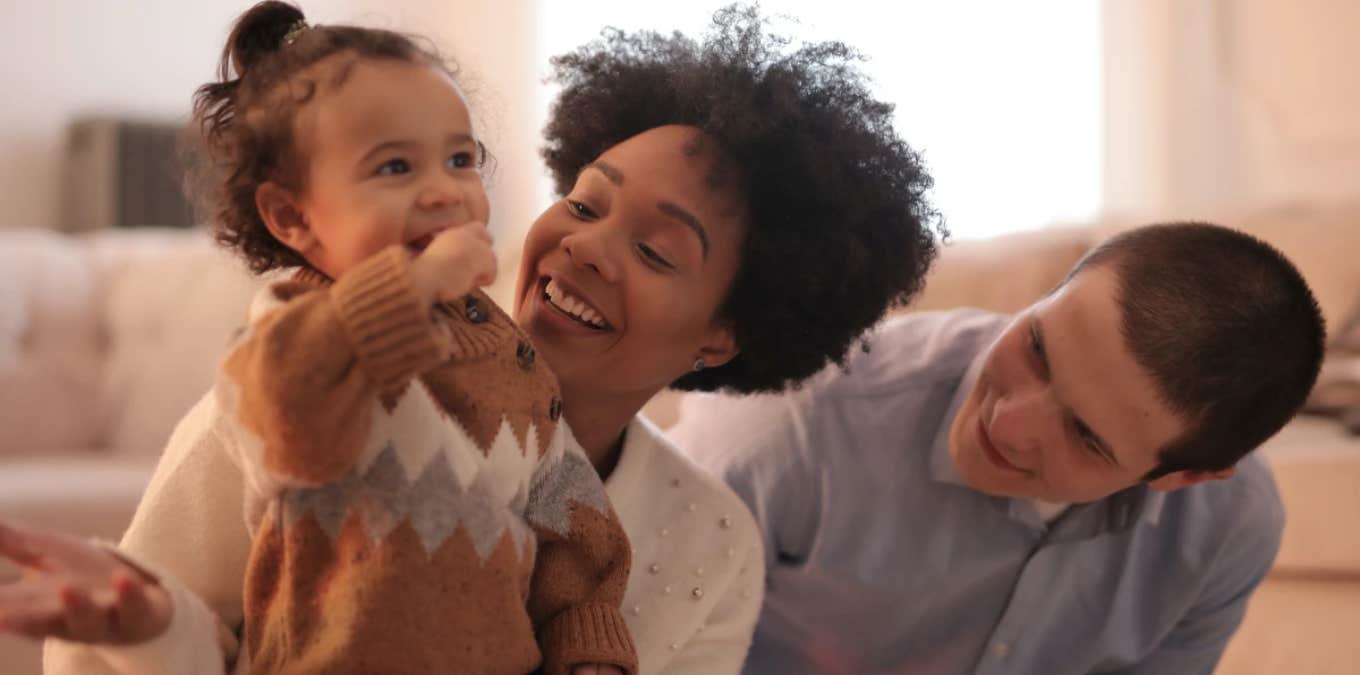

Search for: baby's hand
xmin=571 ymin=665 xmax=624 ymax=675
xmin=0 ymin=521 xmax=172 ymax=645
xmin=408 ymin=222 xmax=496 ymax=306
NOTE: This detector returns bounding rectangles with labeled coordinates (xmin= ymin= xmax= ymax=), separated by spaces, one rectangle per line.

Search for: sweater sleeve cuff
xmin=75 ymin=544 xmax=236 ymax=675
xmin=539 ymin=603 xmax=638 ymax=675
xmin=330 ymin=246 xmax=446 ymax=396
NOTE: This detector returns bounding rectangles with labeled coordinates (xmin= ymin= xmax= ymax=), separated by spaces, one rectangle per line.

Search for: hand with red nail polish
xmin=0 ymin=520 xmax=171 ymax=645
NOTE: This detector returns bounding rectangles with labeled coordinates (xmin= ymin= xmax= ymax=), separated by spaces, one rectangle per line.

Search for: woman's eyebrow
xmin=584 ymin=160 xmax=624 ymax=185
xmin=582 ymin=160 xmax=710 ymax=257
xmin=658 ymin=202 xmax=709 ymax=258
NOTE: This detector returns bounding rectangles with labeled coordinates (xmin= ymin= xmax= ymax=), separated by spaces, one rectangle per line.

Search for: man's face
xmin=947 ymin=265 xmax=1192 ymax=503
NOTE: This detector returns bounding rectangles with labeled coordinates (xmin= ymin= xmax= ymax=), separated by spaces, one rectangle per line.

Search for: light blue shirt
xmin=670 ymin=310 xmax=1284 ymax=674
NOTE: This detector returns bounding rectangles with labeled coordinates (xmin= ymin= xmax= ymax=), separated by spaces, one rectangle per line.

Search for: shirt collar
xmin=927 ymin=345 xmax=986 ymax=485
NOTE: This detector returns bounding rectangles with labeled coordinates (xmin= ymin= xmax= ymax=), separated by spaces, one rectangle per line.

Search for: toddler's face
xmin=287 ymin=56 xmax=490 ymax=278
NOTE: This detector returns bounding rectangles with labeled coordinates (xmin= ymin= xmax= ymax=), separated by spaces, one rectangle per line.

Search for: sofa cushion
xmin=1260 ymin=416 xmax=1360 ymax=573
xmin=0 ymin=229 xmax=103 ymax=454
xmin=94 ymin=228 xmax=260 ymax=456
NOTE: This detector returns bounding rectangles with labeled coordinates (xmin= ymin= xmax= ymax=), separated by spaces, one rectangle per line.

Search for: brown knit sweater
xmin=213 ymin=246 xmax=636 ymax=674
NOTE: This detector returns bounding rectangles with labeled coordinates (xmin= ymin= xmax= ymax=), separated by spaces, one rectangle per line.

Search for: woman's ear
xmin=255 ymin=182 xmax=315 ymax=254
xmin=696 ymin=322 xmax=740 ymax=369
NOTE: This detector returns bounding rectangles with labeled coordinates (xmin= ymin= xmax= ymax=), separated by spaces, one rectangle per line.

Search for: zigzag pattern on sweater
xmin=273 ymin=424 xmax=613 ymax=562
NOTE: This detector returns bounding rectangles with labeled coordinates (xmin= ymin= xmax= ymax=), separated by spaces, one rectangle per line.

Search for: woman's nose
xmin=561 ymin=223 xmax=620 ymax=283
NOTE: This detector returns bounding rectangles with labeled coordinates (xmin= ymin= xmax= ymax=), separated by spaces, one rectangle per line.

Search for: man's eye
xmin=377 ymin=159 xmax=411 ymax=175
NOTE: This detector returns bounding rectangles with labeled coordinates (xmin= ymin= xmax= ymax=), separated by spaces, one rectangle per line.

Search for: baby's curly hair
xmin=544 ymin=5 xmax=944 ymax=393
xmin=187 ymin=1 xmax=455 ymax=274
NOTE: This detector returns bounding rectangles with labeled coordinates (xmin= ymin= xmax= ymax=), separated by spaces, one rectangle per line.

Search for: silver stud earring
xmin=692 ymin=357 xmax=705 ymax=372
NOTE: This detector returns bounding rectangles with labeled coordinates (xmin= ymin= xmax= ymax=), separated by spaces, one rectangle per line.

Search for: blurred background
xmin=1 ymin=1 xmax=1357 ymax=673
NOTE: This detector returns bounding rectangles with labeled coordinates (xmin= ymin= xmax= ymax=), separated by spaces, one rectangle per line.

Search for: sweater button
xmin=463 ymin=296 xmax=488 ymax=324
xmin=549 ymin=397 xmax=562 ymax=421
xmin=516 ymin=340 xmax=536 ymax=369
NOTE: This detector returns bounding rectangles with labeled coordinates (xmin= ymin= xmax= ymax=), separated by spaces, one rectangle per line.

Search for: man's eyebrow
xmin=658 ymin=202 xmax=710 ymax=258
xmin=583 ymin=161 xmax=624 ymax=185
xmin=1033 ymin=318 xmax=1120 ymax=466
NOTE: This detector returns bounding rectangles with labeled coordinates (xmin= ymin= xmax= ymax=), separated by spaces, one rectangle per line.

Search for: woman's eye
xmin=637 ymin=243 xmax=675 ymax=270
xmin=376 ymin=158 xmax=411 ymax=176
xmin=447 ymin=152 xmax=475 ymax=169
xmin=566 ymin=199 xmax=596 ymax=219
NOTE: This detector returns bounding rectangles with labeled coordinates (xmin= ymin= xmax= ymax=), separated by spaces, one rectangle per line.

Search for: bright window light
xmin=540 ymin=1 xmax=1103 ymax=240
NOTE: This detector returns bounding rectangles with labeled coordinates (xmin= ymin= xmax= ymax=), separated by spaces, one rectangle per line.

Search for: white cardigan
xmin=43 ymin=395 xmax=764 ymax=675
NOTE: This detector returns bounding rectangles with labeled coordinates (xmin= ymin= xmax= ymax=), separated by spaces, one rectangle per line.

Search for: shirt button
xmin=992 ymin=642 xmax=1011 ymax=658
xmin=464 ymin=296 xmax=488 ymax=324
xmin=516 ymin=340 xmax=535 ymax=369
xmin=549 ymin=397 xmax=562 ymax=421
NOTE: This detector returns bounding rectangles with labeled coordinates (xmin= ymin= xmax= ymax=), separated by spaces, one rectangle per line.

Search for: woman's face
xmin=514 ymin=125 xmax=747 ymax=403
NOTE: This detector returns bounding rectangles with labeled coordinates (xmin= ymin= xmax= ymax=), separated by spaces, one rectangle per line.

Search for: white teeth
xmin=543 ymin=279 xmax=606 ymax=328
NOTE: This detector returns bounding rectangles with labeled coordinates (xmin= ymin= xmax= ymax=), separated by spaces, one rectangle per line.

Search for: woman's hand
xmin=0 ymin=521 xmax=172 ymax=644
xmin=409 ymin=222 xmax=497 ymax=307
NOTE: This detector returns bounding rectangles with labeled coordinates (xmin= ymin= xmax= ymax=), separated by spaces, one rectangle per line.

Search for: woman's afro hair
xmin=543 ymin=4 xmax=945 ymax=393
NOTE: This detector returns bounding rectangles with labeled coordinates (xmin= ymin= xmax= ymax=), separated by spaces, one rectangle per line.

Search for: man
xmin=671 ymin=222 xmax=1326 ymax=674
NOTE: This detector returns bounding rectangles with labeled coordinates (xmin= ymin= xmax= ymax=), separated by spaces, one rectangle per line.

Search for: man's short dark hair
xmin=1067 ymin=222 xmax=1326 ymax=479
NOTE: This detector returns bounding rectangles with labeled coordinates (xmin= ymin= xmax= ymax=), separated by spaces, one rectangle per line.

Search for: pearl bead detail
xmin=694 ymin=566 xmax=704 ymax=577
xmin=659 ymin=527 xmax=669 ymax=537
xmin=719 ymin=515 xmax=733 ymax=529
xmin=670 ymin=642 xmax=680 ymax=651
xmin=632 ymin=604 xmax=642 ymax=615
xmin=691 ymin=587 xmax=704 ymax=600
xmin=649 ymin=563 xmax=661 ymax=574
xmin=663 ymin=585 xmax=673 ymax=595
xmin=686 ymin=502 xmax=697 ymax=512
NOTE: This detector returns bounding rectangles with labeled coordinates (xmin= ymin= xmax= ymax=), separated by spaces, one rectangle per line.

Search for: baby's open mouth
xmin=406 ymin=234 xmax=434 ymax=255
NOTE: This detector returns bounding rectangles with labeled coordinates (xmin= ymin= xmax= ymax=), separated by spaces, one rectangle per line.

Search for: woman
xmin=4 ymin=6 xmax=939 ymax=673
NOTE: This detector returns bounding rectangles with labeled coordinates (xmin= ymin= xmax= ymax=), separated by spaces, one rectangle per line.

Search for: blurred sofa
xmin=1 ymin=202 xmax=1358 ymax=674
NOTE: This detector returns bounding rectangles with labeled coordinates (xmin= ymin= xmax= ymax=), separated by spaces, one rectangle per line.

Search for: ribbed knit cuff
xmin=330 ymin=246 xmax=446 ymax=397
xmin=539 ymin=603 xmax=638 ymax=675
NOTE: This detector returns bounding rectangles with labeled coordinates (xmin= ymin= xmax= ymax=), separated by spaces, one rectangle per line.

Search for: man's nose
xmin=989 ymin=385 xmax=1062 ymax=457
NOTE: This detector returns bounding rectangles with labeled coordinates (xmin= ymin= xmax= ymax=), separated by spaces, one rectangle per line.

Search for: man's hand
xmin=408 ymin=222 xmax=497 ymax=307
xmin=0 ymin=521 xmax=172 ymax=644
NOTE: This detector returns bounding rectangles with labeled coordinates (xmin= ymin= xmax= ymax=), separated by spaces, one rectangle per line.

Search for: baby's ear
xmin=255 ymin=182 xmax=315 ymax=252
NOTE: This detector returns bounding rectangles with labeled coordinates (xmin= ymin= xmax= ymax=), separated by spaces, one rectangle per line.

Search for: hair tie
xmin=282 ymin=19 xmax=309 ymax=46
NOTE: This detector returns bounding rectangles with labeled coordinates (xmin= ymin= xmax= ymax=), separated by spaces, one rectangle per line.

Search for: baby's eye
xmin=376 ymin=158 xmax=411 ymax=175
xmin=447 ymin=152 xmax=475 ymax=169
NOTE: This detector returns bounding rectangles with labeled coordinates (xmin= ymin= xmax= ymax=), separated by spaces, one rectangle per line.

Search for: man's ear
xmin=696 ymin=321 xmax=739 ymax=369
xmin=255 ymin=181 xmax=314 ymax=254
xmin=1148 ymin=466 xmax=1236 ymax=492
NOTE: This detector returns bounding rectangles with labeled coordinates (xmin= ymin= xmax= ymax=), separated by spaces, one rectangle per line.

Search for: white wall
xmin=1103 ymin=0 xmax=1360 ymax=220
xmin=542 ymin=1 xmax=1105 ymax=240
xmin=0 ymin=0 xmax=544 ymax=243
